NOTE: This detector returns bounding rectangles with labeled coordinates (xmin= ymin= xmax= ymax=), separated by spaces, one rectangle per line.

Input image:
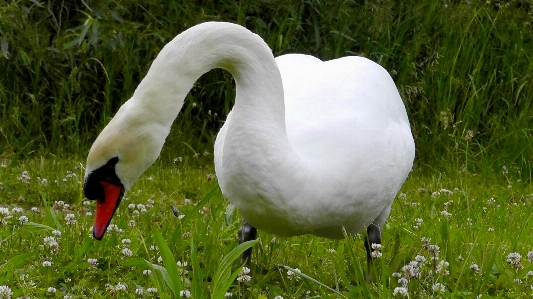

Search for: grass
xmin=1 ymin=0 xmax=533 ymax=298
xmin=1 ymin=157 xmax=532 ymax=298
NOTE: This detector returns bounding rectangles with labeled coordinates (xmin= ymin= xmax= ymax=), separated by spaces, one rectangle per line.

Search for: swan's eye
xmin=83 ymin=157 xmax=122 ymax=201
xmin=84 ymin=179 xmax=104 ymax=201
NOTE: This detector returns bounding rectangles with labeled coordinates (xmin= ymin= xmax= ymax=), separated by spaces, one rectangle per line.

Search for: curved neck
xmin=117 ymin=22 xmax=304 ymax=199
xmin=132 ymin=22 xmax=286 ymax=132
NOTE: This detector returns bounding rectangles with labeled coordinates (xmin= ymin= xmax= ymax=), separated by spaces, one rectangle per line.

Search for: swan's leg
xmin=364 ymin=222 xmax=382 ymax=277
xmin=364 ymin=206 xmax=391 ymax=281
xmin=238 ymin=220 xmax=257 ymax=265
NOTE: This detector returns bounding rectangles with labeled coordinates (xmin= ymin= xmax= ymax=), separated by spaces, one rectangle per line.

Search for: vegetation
xmin=1 ymin=0 xmax=533 ymax=298
xmin=1 ymin=159 xmax=532 ymax=298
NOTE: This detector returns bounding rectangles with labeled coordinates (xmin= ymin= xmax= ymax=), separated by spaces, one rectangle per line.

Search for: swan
xmin=83 ymin=22 xmax=415 ymax=267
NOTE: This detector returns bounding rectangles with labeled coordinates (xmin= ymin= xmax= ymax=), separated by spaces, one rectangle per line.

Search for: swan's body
xmin=84 ymin=22 xmax=414 ymax=248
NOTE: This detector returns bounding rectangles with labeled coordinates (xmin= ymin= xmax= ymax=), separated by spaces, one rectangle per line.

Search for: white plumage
xmin=84 ymin=21 xmax=415 ymax=243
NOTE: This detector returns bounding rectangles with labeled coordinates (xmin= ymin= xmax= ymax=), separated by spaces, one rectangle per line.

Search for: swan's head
xmin=83 ymin=99 xmax=167 ymax=240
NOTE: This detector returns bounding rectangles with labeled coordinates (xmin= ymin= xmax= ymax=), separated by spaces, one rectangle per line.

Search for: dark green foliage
xmin=1 ymin=0 xmax=532 ymax=178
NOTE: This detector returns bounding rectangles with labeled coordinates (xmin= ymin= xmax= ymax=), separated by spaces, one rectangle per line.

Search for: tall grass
xmin=0 ymin=0 xmax=532 ymax=178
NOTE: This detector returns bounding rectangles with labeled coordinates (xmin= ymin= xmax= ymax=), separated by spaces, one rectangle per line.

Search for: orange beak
xmin=93 ymin=181 xmax=123 ymax=240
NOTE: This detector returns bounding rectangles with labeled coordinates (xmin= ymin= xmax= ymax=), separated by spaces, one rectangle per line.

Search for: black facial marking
xmin=83 ymin=157 xmax=123 ymax=202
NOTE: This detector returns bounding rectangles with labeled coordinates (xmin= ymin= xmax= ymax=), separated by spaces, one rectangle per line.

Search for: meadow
xmin=0 ymin=158 xmax=532 ymax=298
xmin=1 ymin=0 xmax=533 ymax=298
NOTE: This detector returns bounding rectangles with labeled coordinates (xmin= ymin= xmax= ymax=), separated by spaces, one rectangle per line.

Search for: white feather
xmin=86 ymin=22 xmax=415 ymax=240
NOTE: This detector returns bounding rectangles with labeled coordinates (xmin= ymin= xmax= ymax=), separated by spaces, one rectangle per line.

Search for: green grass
xmin=1 ymin=0 xmax=533 ymax=298
xmin=1 ymin=158 xmax=532 ymax=298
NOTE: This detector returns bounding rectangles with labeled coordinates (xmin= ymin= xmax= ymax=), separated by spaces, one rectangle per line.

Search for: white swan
xmin=83 ymin=22 xmax=415 ymax=265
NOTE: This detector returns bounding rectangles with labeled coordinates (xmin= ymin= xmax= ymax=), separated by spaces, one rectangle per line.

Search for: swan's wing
xmin=276 ymin=54 xmax=414 ymax=193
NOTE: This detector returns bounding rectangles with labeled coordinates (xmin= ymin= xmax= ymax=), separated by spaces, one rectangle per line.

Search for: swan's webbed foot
xmin=238 ymin=220 xmax=257 ymax=265
xmin=364 ymin=222 xmax=382 ymax=281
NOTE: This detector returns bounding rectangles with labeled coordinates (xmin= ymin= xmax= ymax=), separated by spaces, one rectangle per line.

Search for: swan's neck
xmin=129 ymin=22 xmax=299 ymax=186
xmin=132 ymin=22 xmax=284 ymax=127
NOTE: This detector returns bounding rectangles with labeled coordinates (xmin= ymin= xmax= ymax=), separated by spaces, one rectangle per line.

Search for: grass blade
xmin=211 ymin=239 xmax=259 ymax=298
xmin=153 ymin=226 xmax=182 ymax=298
xmin=278 ymin=265 xmax=349 ymax=299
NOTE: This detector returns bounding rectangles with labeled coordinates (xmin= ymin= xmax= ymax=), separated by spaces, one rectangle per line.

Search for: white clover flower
xmin=128 ymin=204 xmax=136 ymax=209
xmin=31 ymin=207 xmax=38 ymax=212
xmin=502 ymin=166 xmax=508 ymax=175
xmin=83 ymin=200 xmax=91 ymax=206
xmin=470 ymin=264 xmax=480 ymax=272
xmin=122 ymin=248 xmax=133 ymax=257
xmin=225 ymin=292 xmax=233 ymax=298
xmin=237 ymin=267 xmax=252 ymax=282
xmin=150 ymin=245 xmax=159 ymax=251
xmin=177 ymin=261 xmax=189 ymax=275
xmin=42 ymin=260 xmax=52 ymax=267
xmin=107 ymin=224 xmax=123 ymax=234
xmin=43 ymin=236 xmax=59 ymax=254
xmin=401 ymin=263 xmax=420 ymax=279
xmin=286 ymin=268 xmax=301 ymax=281
xmin=0 ymin=285 xmax=13 ymax=298
xmin=18 ymin=171 xmax=31 ymax=184
xmin=135 ymin=288 xmax=144 ymax=295
xmin=274 ymin=296 xmax=284 ymax=299
xmin=398 ymin=277 xmax=408 ymax=286
xmin=414 ymin=255 xmax=427 ymax=266
xmin=47 ymin=287 xmax=57 ymax=294
xmin=19 ymin=215 xmax=28 ymax=224
xmin=432 ymin=282 xmax=446 ymax=292
xmin=147 ymin=287 xmax=157 ymax=293
xmin=52 ymin=230 xmax=61 ymax=236
xmin=115 ymin=282 xmax=127 ymax=291
xmin=65 ymin=214 xmax=77 ymax=225
xmin=157 ymin=256 xmax=163 ymax=263
xmin=392 ymin=272 xmax=402 ymax=278
xmin=393 ymin=286 xmax=409 ymax=297
xmin=0 ymin=207 xmax=11 ymax=225
xmin=440 ymin=189 xmax=453 ymax=195
xmin=427 ymin=244 xmax=440 ymax=256
xmin=180 ymin=290 xmax=191 ymax=297
xmin=129 ymin=220 xmax=136 ymax=227
xmin=371 ymin=243 xmax=382 ymax=258
xmin=527 ymin=251 xmax=533 ymax=263
xmin=440 ymin=210 xmax=452 ymax=219
xmin=121 ymin=239 xmax=131 ymax=245
xmin=413 ymin=218 xmax=423 ymax=229
xmin=143 ymin=270 xmax=152 ymax=276
xmin=64 ymin=294 xmax=72 ymax=299
xmin=53 ymin=201 xmax=65 ymax=208
xmin=12 ymin=207 xmax=23 ymax=213
xmin=507 ymin=252 xmax=523 ymax=269
xmin=85 ymin=211 xmax=93 ymax=216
